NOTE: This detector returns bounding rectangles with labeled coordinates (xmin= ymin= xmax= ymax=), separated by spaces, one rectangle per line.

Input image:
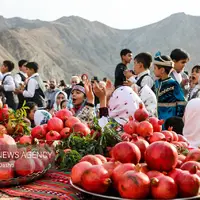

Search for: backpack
xmin=136 ymin=74 xmax=155 ymax=93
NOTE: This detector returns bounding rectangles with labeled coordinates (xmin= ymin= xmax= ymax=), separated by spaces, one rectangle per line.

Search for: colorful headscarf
xmin=153 ymin=51 xmax=174 ymax=68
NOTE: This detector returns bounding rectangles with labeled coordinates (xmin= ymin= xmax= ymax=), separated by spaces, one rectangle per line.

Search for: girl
xmin=60 ymin=99 xmax=67 ymax=109
xmin=52 ymin=91 xmax=68 ymax=112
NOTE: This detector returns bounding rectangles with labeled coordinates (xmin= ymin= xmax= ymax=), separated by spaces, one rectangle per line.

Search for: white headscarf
xmin=53 ymin=91 xmax=68 ymax=111
xmin=108 ymin=86 xmax=142 ymax=125
xmin=34 ymin=110 xmax=52 ymax=126
xmin=183 ymin=98 xmax=200 ymax=148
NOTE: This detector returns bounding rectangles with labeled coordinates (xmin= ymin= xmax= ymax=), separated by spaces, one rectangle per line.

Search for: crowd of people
xmin=0 ymin=48 xmax=200 ymax=148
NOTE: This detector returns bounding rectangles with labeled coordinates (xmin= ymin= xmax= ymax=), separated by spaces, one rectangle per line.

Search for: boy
xmin=170 ymin=49 xmax=190 ymax=98
xmin=153 ymin=52 xmax=186 ymax=121
xmin=0 ymin=60 xmax=17 ymax=110
xmin=114 ymin=49 xmax=132 ymax=88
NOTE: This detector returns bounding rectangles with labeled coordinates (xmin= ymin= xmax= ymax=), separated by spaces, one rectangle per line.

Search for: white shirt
xmin=172 ymin=70 xmax=182 ymax=84
xmin=23 ymin=73 xmax=39 ymax=98
xmin=2 ymin=72 xmax=15 ymax=91
xmin=14 ymin=71 xmax=27 ymax=88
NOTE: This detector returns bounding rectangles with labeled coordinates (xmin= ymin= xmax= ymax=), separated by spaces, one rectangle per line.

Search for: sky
xmin=0 ymin=0 xmax=199 ymax=29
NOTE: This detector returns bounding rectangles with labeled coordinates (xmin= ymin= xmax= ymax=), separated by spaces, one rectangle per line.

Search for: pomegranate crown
xmin=139 ymin=103 xmax=143 ymax=109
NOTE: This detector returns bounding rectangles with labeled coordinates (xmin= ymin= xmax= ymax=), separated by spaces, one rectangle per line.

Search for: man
xmin=64 ymin=76 xmax=80 ymax=97
xmin=114 ymin=49 xmax=132 ymax=88
xmin=44 ymin=79 xmax=60 ymax=109
xmin=14 ymin=59 xmax=28 ymax=108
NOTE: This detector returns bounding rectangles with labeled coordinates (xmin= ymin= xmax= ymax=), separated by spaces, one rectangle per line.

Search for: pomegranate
xmin=123 ymin=116 xmax=137 ymax=134
xmin=180 ymin=161 xmax=200 ymax=172
xmin=0 ymin=162 xmax=14 ymax=180
xmin=179 ymin=142 xmax=189 ymax=148
xmin=41 ymin=124 xmax=48 ymax=133
xmin=94 ymin=154 xmax=107 ymax=163
xmin=178 ymin=134 xmax=189 ymax=144
xmin=31 ymin=125 xmax=46 ymax=139
xmin=72 ymin=122 xmax=91 ymax=136
xmin=174 ymin=170 xmax=200 ymax=197
xmin=111 ymin=142 xmax=141 ymax=164
xmin=178 ymin=154 xmax=186 ymax=162
xmin=5 ymin=123 xmax=15 ymax=135
xmin=151 ymin=176 xmax=178 ymax=199
xmin=145 ymin=141 xmax=178 ymax=172
xmin=161 ymin=130 xmax=173 ymax=142
xmin=102 ymin=161 xmax=121 ymax=176
xmin=71 ymin=161 xmax=92 ymax=186
xmin=131 ymin=134 xmax=149 ymax=161
xmin=168 ymin=127 xmax=178 ymax=141
xmin=148 ymin=132 xmax=166 ymax=143
xmin=121 ymin=132 xmax=133 ymax=141
xmin=0 ymin=104 xmax=9 ymax=122
xmin=146 ymin=170 xmax=164 ymax=179
xmin=60 ymin=127 xmax=71 ymax=139
xmin=0 ymin=125 xmax=7 ymax=135
xmin=46 ymin=131 xmax=61 ymax=144
xmin=65 ymin=116 xmax=80 ymax=129
xmin=136 ymin=121 xmax=153 ymax=138
xmin=168 ymin=168 xmax=183 ymax=180
xmin=0 ymin=133 xmax=17 ymax=161
xmin=15 ymin=158 xmax=35 ymax=176
xmin=79 ymin=155 xmax=102 ymax=165
xmin=15 ymin=123 xmax=24 ymax=134
xmin=19 ymin=135 xmax=32 ymax=145
xmin=118 ymin=171 xmax=150 ymax=199
xmin=55 ymin=109 xmax=72 ymax=122
xmin=40 ymin=155 xmax=49 ymax=167
xmin=112 ymin=163 xmax=135 ymax=189
xmin=149 ymin=117 xmax=164 ymax=132
xmin=134 ymin=163 xmax=149 ymax=174
xmin=134 ymin=103 xmax=149 ymax=122
xmin=32 ymin=158 xmax=45 ymax=173
xmin=47 ymin=117 xmax=63 ymax=132
xmin=185 ymin=149 xmax=200 ymax=162
xmin=81 ymin=165 xmax=111 ymax=194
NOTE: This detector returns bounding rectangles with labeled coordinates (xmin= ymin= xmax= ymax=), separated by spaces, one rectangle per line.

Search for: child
xmin=114 ymin=49 xmax=132 ymax=88
xmin=188 ymin=65 xmax=200 ymax=100
xmin=52 ymin=91 xmax=68 ymax=112
xmin=153 ymin=52 xmax=186 ymax=121
xmin=60 ymin=99 xmax=67 ymax=109
xmin=15 ymin=62 xmax=46 ymax=108
xmin=170 ymin=49 xmax=190 ymax=98
xmin=0 ymin=60 xmax=17 ymax=110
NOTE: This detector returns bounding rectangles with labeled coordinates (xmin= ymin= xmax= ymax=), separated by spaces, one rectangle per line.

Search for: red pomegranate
xmin=79 ymin=155 xmax=102 ymax=165
xmin=111 ymin=142 xmax=141 ymax=164
xmin=151 ymin=175 xmax=178 ymax=199
xmin=180 ymin=161 xmax=200 ymax=172
xmin=146 ymin=170 xmax=164 ymax=179
xmin=41 ymin=124 xmax=48 ymax=133
xmin=178 ymin=134 xmax=189 ymax=144
xmin=134 ymin=103 xmax=149 ymax=122
xmin=0 ymin=125 xmax=7 ymax=135
xmin=178 ymin=154 xmax=186 ymax=162
xmin=31 ymin=125 xmax=46 ymax=139
xmin=19 ymin=135 xmax=32 ymax=145
xmin=94 ymin=154 xmax=107 ymax=163
xmin=123 ymin=116 xmax=137 ymax=135
xmin=46 ymin=131 xmax=61 ymax=145
xmin=149 ymin=117 xmax=164 ymax=132
xmin=0 ymin=162 xmax=14 ymax=180
xmin=0 ymin=104 xmax=9 ymax=122
xmin=40 ymin=154 xmax=49 ymax=167
xmin=81 ymin=165 xmax=111 ymax=194
xmin=112 ymin=163 xmax=135 ymax=189
xmin=136 ymin=121 xmax=153 ymax=138
xmin=0 ymin=133 xmax=17 ymax=162
xmin=102 ymin=161 xmax=121 ymax=176
xmin=131 ymin=134 xmax=149 ymax=161
xmin=161 ymin=130 xmax=173 ymax=142
xmin=145 ymin=141 xmax=178 ymax=172
xmin=184 ymin=149 xmax=200 ymax=162
xmin=32 ymin=158 xmax=45 ymax=173
xmin=71 ymin=161 xmax=92 ymax=185
xmin=134 ymin=163 xmax=149 ymax=174
xmin=168 ymin=168 xmax=183 ymax=180
xmin=15 ymin=158 xmax=35 ymax=176
xmin=47 ymin=117 xmax=64 ymax=132
xmin=148 ymin=132 xmax=166 ymax=143
xmin=5 ymin=123 xmax=15 ymax=135
xmin=65 ymin=116 xmax=80 ymax=129
xmin=167 ymin=127 xmax=178 ymax=141
xmin=118 ymin=171 xmax=150 ymax=199
xmin=55 ymin=109 xmax=72 ymax=122
xmin=72 ymin=122 xmax=91 ymax=136
xmin=121 ymin=132 xmax=133 ymax=141
xmin=60 ymin=127 xmax=71 ymax=139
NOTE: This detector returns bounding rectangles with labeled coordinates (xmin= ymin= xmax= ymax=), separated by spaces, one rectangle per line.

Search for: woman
xmin=25 ymin=101 xmax=38 ymax=128
xmin=52 ymin=91 xmax=68 ymax=112
xmin=183 ymin=98 xmax=200 ymax=148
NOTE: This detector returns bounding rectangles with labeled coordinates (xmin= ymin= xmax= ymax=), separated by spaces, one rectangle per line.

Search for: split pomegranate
xmin=0 ymin=162 xmax=14 ymax=180
xmin=31 ymin=125 xmax=46 ymax=139
xmin=145 ymin=141 xmax=178 ymax=172
xmin=148 ymin=132 xmax=166 ymax=143
xmin=102 ymin=161 xmax=121 ymax=176
xmin=60 ymin=127 xmax=71 ymax=139
xmin=55 ymin=109 xmax=72 ymax=122
xmin=32 ymin=158 xmax=45 ymax=173
xmin=46 ymin=131 xmax=61 ymax=144
xmin=112 ymin=163 xmax=135 ymax=189
xmin=131 ymin=134 xmax=149 ymax=161
xmin=151 ymin=176 xmax=178 ymax=199
xmin=180 ymin=161 xmax=200 ymax=172
xmin=94 ymin=154 xmax=107 ymax=163
xmin=15 ymin=158 xmax=35 ymax=176
xmin=121 ymin=132 xmax=133 ymax=141
xmin=111 ymin=142 xmax=141 ymax=164
xmin=161 ymin=130 xmax=173 ymax=142
xmin=71 ymin=161 xmax=92 ymax=186
xmin=118 ymin=171 xmax=150 ymax=199
xmin=79 ymin=155 xmax=102 ymax=165
xmin=134 ymin=103 xmax=149 ymax=122
xmin=184 ymin=149 xmax=200 ymax=162
xmin=136 ymin=121 xmax=153 ymax=137
xmin=72 ymin=122 xmax=91 ymax=136
xmin=123 ymin=116 xmax=137 ymax=134
xmin=146 ymin=170 xmax=164 ymax=179
xmin=19 ymin=135 xmax=32 ymax=145
xmin=149 ymin=117 xmax=164 ymax=132
xmin=81 ymin=165 xmax=111 ymax=194
xmin=65 ymin=116 xmax=80 ymax=129
xmin=47 ymin=117 xmax=64 ymax=132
